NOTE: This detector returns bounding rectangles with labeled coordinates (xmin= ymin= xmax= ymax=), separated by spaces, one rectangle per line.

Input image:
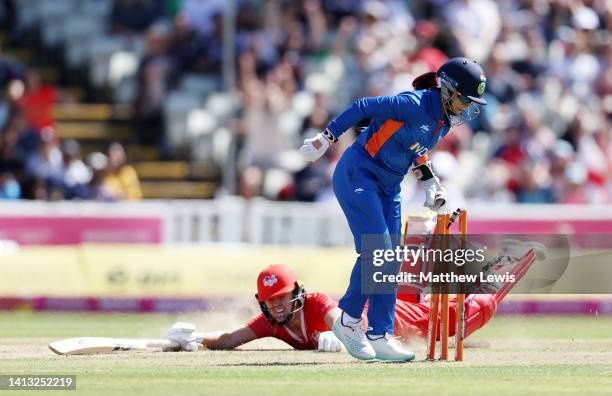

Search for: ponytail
xmin=412 ymin=71 xmax=438 ymax=91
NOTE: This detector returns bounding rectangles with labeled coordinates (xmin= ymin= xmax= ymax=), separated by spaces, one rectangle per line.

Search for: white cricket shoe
xmin=367 ymin=333 xmax=415 ymax=362
xmin=332 ymin=312 xmax=375 ymax=360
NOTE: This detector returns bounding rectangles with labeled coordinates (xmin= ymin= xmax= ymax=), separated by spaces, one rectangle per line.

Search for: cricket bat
xmin=48 ymin=337 xmax=180 ymax=355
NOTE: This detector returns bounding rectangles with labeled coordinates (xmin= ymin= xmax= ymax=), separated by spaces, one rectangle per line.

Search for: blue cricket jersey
xmin=326 ymin=89 xmax=450 ymax=187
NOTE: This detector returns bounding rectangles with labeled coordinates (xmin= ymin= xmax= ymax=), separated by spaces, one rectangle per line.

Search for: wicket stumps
xmin=426 ymin=209 xmax=468 ymax=362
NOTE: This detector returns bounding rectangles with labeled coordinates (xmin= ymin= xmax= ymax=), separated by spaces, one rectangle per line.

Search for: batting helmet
xmin=255 ymin=264 xmax=305 ymax=324
xmin=437 ymin=57 xmax=487 ymax=126
xmin=437 ymin=57 xmax=487 ymax=105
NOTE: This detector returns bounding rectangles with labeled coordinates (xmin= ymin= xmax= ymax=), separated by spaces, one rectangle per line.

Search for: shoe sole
xmin=332 ymin=320 xmax=375 ymax=361
xmin=366 ymin=357 xmax=415 ymax=363
xmin=371 ymin=352 xmax=416 ymax=362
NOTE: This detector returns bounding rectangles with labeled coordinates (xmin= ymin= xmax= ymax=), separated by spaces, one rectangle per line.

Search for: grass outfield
xmin=1 ymin=313 xmax=612 ymax=396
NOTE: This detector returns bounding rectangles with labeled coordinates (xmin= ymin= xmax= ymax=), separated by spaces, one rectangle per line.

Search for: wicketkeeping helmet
xmin=437 ymin=57 xmax=487 ymax=126
xmin=255 ymin=264 xmax=305 ymax=325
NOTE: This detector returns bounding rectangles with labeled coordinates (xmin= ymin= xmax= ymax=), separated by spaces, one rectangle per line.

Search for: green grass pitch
xmin=1 ymin=312 xmax=612 ymax=396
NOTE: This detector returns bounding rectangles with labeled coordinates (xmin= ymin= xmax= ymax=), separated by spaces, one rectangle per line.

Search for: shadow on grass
xmin=233 ymin=349 xmax=295 ymax=352
xmin=216 ymin=362 xmax=327 ymax=367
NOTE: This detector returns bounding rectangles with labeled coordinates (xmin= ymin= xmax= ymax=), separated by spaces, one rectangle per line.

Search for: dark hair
xmin=412 ymin=71 xmax=438 ymax=90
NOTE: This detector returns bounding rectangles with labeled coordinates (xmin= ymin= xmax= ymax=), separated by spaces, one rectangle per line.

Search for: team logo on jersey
xmin=410 ymin=142 xmax=429 ymax=157
xmin=419 ymin=125 xmax=429 ymax=133
xmin=263 ymin=275 xmax=278 ymax=287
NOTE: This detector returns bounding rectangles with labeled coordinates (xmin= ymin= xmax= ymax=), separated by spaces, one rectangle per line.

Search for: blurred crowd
xmin=233 ymin=0 xmax=612 ymax=205
xmin=1 ymin=0 xmax=611 ymax=204
xmin=0 ymin=67 xmax=142 ymax=200
xmin=0 ymin=0 xmax=148 ymax=201
xmin=228 ymin=0 xmax=612 ymax=204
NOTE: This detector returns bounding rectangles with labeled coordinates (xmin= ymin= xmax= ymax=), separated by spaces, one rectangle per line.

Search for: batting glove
xmin=317 ymin=331 xmax=343 ymax=352
xmin=163 ymin=322 xmax=203 ymax=352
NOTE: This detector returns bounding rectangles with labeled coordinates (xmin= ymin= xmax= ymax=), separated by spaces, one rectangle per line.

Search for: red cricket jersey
xmin=246 ymin=292 xmax=337 ymax=350
xmin=246 ymin=291 xmax=456 ymax=348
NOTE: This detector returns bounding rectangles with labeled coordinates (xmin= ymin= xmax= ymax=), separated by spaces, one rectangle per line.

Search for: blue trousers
xmin=332 ymin=146 xmax=402 ymax=335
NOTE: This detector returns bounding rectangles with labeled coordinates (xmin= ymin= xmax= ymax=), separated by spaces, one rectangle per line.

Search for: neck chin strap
xmin=258 ymin=283 xmax=306 ymax=325
xmin=275 ymin=299 xmax=304 ymax=325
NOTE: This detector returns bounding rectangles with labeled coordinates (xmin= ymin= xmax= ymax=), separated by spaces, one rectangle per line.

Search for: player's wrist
xmin=322 ymin=128 xmax=338 ymax=144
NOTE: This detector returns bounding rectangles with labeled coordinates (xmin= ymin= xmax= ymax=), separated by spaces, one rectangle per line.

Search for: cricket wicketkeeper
xmin=298 ymin=57 xmax=488 ymax=361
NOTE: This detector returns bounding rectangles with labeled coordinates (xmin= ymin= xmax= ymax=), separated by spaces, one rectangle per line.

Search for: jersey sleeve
xmin=325 ymin=94 xmax=420 ymax=139
xmin=245 ymin=314 xmax=275 ymax=339
xmin=309 ymin=292 xmax=338 ymax=320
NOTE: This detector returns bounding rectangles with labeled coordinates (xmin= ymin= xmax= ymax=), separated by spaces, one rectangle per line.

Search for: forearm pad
xmin=412 ymin=161 xmax=436 ymax=182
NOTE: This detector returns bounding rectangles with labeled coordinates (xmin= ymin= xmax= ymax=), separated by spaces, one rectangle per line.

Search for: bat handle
xmin=145 ymin=339 xmax=181 ymax=350
xmin=446 ymin=209 xmax=459 ymax=229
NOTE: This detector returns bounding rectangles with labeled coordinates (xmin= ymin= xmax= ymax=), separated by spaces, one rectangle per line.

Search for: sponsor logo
xmin=263 ymin=275 xmax=278 ymax=287
xmin=409 ymin=142 xmax=429 ymax=157
xmin=354 ymin=188 xmax=364 ymax=194
xmin=420 ymin=125 xmax=429 ymax=133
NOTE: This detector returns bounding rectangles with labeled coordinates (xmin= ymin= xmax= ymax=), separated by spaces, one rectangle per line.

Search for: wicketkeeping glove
xmin=299 ymin=129 xmax=336 ymax=162
xmin=412 ymin=160 xmax=447 ymax=212
xmin=423 ymin=177 xmax=447 ymax=212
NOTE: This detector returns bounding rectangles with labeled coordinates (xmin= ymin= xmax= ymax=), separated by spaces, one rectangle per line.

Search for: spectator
xmin=443 ymin=0 xmax=501 ymax=61
xmin=17 ymin=69 xmax=56 ymax=132
xmin=179 ymin=0 xmax=225 ymax=38
xmin=561 ymin=162 xmax=589 ymax=204
xmin=238 ymin=165 xmax=263 ymax=200
xmin=134 ymin=22 xmax=176 ymax=151
xmin=104 ymin=142 xmax=143 ymax=200
xmin=61 ymin=140 xmax=92 ymax=199
xmin=549 ymin=140 xmax=575 ymax=201
xmin=24 ymin=127 xmax=63 ymax=189
xmin=0 ymin=55 xmax=26 ymax=92
xmin=301 ymin=92 xmax=332 ymax=137
xmin=515 ymin=162 xmax=555 ymax=203
xmin=110 ymin=0 xmax=165 ymax=34
xmin=238 ymin=64 xmax=293 ymax=170
xmin=0 ymin=172 xmax=20 ymax=199
xmin=0 ymin=116 xmax=26 ymax=176
xmin=410 ymin=21 xmax=448 ymax=72
xmin=83 ymin=152 xmax=115 ymax=201
xmin=169 ymin=14 xmax=209 ymax=75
